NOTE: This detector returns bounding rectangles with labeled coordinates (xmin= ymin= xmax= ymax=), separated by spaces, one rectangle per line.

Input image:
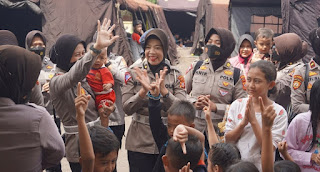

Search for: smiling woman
xmin=121 ymin=28 xmax=187 ymax=172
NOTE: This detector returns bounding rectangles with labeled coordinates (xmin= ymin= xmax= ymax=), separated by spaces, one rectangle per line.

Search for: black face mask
xmin=30 ymin=46 xmax=46 ymax=60
xmin=206 ymin=45 xmax=222 ymax=60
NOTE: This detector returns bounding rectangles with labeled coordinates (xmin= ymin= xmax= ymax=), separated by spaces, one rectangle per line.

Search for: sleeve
xmin=149 ymin=99 xmax=168 ymax=151
xmin=162 ymin=69 xmax=187 ymax=110
xmin=290 ymin=67 xmax=309 ymax=114
xmin=224 ymin=101 xmax=239 ymax=134
xmin=121 ymin=69 xmax=145 ymax=115
xmin=50 ymin=52 xmax=97 ymax=96
xmin=100 ymin=68 xmax=114 ymax=85
xmin=271 ymin=107 xmax=288 ymax=147
xmin=185 ymin=62 xmax=195 ymax=94
xmin=274 ymin=73 xmax=291 ymax=99
xmin=29 ymin=82 xmax=44 ymax=106
xmin=108 ymin=56 xmax=129 ymax=84
xmin=39 ymin=110 xmax=65 ymax=169
xmin=286 ymin=116 xmax=313 ymax=166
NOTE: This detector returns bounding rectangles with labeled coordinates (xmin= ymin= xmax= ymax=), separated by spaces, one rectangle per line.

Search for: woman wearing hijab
xmin=229 ymin=34 xmax=255 ymax=75
xmin=49 ymin=19 xmax=118 ymax=172
xmin=291 ymin=28 xmax=320 ymax=115
xmin=0 ymin=45 xmax=65 ymax=172
xmin=269 ymin=33 xmax=307 ymax=110
xmin=184 ymin=28 xmax=247 ymax=139
xmin=121 ymin=29 xmax=186 ymax=172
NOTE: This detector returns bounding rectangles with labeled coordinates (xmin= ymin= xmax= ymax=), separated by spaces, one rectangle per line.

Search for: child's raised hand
xmin=179 ymin=162 xmax=193 ymax=172
xmin=203 ymin=102 xmax=211 ymax=122
xmin=278 ymin=141 xmax=288 ymax=156
xmin=94 ymin=18 xmax=119 ymax=51
xmin=173 ymin=124 xmax=188 ymax=154
xmin=134 ymin=67 xmax=151 ymax=92
xmin=259 ymin=97 xmax=276 ymax=130
xmin=75 ymin=82 xmax=91 ymax=119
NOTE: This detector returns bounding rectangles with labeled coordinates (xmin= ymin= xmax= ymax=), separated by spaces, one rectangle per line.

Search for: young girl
xmin=285 ymin=79 xmax=320 ymax=171
xmin=224 ymin=60 xmax=288 ymax=170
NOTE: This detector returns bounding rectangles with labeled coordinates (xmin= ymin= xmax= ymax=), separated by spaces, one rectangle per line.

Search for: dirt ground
xmin=59 ymin=47 xmax=198 ymax=172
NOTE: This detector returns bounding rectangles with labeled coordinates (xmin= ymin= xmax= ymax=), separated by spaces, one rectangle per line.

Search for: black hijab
xmin=309 ymin=28 xmax=320 ymax=65
xmin=205 ymin=28 xmax=236 ymax=70
xmin=144 ymin=29 xmax=170 ymax=75
xmin=0 ymin=45 xmax=41 ymax=104
xmin=50 ymin=34 xmax=85 ymax=72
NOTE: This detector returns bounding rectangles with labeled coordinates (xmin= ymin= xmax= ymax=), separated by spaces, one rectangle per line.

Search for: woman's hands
xmin=93 ymin=18 xmax=119 ymax=51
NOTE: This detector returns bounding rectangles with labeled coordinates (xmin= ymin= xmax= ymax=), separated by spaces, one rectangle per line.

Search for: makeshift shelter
xmin=191 ymin=0 xmax=282 ymax=56
xmin=158 ymin=0 xmax=199 ymax=42
xmin=282 ymin=0 xmax=320 ymax=62
xmin=0 ymin=0 xmax=179 ymax=66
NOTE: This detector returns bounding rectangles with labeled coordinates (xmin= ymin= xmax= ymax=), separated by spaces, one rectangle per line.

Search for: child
xmin=162 ymin=135 xmax=205 ymax=172
xmin=86 ymin=48 xmax=116 ymax=116
xmin=134 ymin=67 xmax=205 ymax=171
xmin=75 ymin=82 xmax=120 ymax=172
xmin=224 ymin=60 xmax=288 ymax=170
xmin=251 ymin=28 xmax=274 ymax=63
xmin=132 ymin=20 xmax=144 ymax=44
xmin=285 ymin=79 xmax=320 ymax=171
xmin=229 ymin=34 xmax=255 ymax=75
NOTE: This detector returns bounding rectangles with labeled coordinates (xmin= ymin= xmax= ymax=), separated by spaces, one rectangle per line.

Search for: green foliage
xmin=147 ymin=0 xmax=157 ymax=4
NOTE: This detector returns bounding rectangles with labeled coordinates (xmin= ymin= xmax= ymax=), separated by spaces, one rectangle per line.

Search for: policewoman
xmin=291 ymin=27 xmax=320 ymax=114
xmin=122 ymin=29 xmax=186 ymax=172
xmin=185 ymin=28 xmax=247 ymax=133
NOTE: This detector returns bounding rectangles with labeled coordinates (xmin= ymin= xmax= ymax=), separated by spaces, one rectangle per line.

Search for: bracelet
xmin=147 ymin=91 xmax=161 ymax=100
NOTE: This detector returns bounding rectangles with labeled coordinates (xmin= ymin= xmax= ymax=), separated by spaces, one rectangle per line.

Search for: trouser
xmin=128 ymin=150 xmax=159 ymax=172
xmin=69 ymin=162 xmax=81 ymax=172
xmin=110 ymin=124 xmax=125 ymax=148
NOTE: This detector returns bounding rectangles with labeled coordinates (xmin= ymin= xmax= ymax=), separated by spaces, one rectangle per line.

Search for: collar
xmin=0 ymin=97 xmax=16 ymax=106
xmin=204 ymin=58 xmax=232 ymax=72
xmin=237 ymin=53 xmax=253 ymax=64
xmin=309 ymin=59 xmax=320 ymax=70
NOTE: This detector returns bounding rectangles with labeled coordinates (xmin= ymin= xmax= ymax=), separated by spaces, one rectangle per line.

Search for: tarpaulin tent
xmin=282 ymin=0 xmax=320 ymax=62
xmin=157 ymin=0 xmax=199 ymax=43
xmin=191 ymin=0 xmax=282 ymax=56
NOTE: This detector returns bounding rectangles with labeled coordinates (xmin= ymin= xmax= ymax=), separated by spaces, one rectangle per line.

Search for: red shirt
xmin=132 ymin=32 xmax=141 ymax=44
xmin=86 ymin=67 xmax=114 ymax=93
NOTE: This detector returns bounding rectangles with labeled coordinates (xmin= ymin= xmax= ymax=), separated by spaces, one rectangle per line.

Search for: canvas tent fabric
xmin=157 ymin=0 xmax=199 ymax=12
xmin=282 ymin=0 xmax=320 ymax=62
xmin=0 ymin=0 xmax=41 ymax=14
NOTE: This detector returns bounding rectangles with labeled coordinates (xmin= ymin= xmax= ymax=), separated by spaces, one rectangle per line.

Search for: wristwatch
xmin=90 ymin=44 xmax=101 ymax=55
xmin=163 ymin=92 xmax=170 ymax=98
xmin=105 ymin=61 xmax=112 ymax=67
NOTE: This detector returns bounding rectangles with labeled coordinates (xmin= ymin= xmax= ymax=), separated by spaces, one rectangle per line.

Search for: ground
xmin=59 ymin=47 xmax=198 ymax=172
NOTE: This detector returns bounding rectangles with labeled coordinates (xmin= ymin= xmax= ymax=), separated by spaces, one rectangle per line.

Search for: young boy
xmin=75 ymin=82 xmax=120 ymax=172
xmin=131 ymin=20 xmax=144 ymax=44
xmin=86 ymin=48 xmax=116 ymax=116
xmin=162 ymin=135 xmax=204 ymax=172
xmin=251 ymin=28 xmax=274 ymax=63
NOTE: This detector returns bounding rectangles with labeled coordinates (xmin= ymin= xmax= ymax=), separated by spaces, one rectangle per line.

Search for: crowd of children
xmin=2 ymin=16 xmax=320 ymax=172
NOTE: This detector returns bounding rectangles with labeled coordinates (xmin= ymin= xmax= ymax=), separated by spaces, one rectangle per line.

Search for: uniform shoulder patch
xmin=125 ymin=72 xmax=132 ymax=84
xmin=177 ymin=75 xmax=185 ymax=89
xmin=240 ymin=75 xmax=246 ymax=90
xmin=292 ymin=75 xmax=303 ymax=90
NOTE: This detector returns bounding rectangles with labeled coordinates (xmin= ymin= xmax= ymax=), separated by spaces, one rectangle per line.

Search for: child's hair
xmin=166 ymin=135 xmax=203 ymax=170
xmin=307 ymin=79 xmax=320 ymax=151
xmin=89 ymin=125 xmax=120 ymax=156
xmin=254 ymin=28 xmax=274 ymax=40
xmin=208 ymin=143 xmax=241 ymax=171
xmin=225 ymin=161 xmax=259 ymax=172
xmin=249 ymin=60 xmax=277 ymax=94
xmin=167 ymin=100 xmax=196 ymax=124
xmin=274 ymin=160 xmax=301 ymax=172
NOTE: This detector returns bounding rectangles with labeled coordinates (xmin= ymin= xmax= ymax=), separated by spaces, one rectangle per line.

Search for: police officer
xmin=122 ymin=29 xmax=186 ymax=172
xmin=291 ymin=27 xmax=320 ymax=114
xmin=185 ymin=28 xmax=247 ymax=133
xmin=269 ymin=33 xmax=307 ymax=110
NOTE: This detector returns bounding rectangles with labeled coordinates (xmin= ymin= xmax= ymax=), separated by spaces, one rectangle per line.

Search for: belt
xmin=63 ymin=117 xmax=101 ymax=135
xmin=132 ymin=113 xmax=168 ymax=126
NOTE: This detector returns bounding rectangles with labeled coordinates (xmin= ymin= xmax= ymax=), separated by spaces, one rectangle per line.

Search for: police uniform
xmin=185 ymin=58 xmax=247 ymax=132
xmin=122 ymin=59 xmax=186 ymax=154
xmin=291 ymin=59 xmax=320 ymax=114
xmin=270 ymin=61 xmax=304 ymax=110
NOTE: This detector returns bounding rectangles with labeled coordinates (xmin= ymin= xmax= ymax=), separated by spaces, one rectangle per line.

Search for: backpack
xmin=192 ymin=60 xmax=240 ymax=85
